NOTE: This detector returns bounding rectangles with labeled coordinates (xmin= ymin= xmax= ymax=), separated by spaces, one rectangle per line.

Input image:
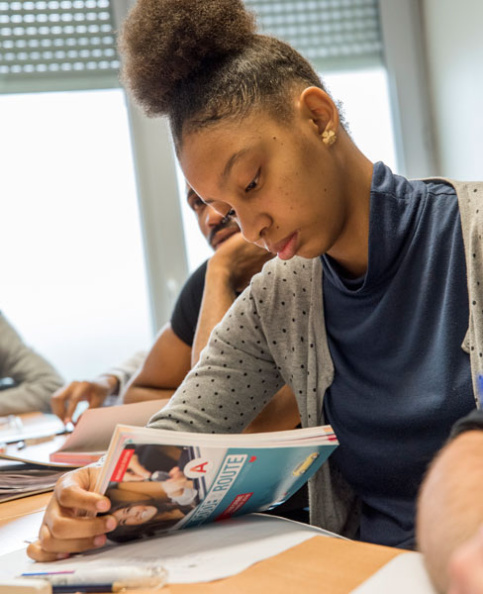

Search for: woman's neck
xmin=326 ymin=139 xmax=373 ymax=278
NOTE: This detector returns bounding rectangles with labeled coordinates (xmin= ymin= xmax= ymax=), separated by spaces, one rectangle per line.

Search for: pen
xmin=52 ymin=585 xmax=116 ymax=593
xmin=17 ymin=434 xmax=56 ymax=450
xmin=22 ymin=566 xmax=167 ymax=592
xmin=45 ymin=578 xmax=164 ymax=593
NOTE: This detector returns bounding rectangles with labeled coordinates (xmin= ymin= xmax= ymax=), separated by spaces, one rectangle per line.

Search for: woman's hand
xmin=27 ymin=466 xmax=117 ymax=561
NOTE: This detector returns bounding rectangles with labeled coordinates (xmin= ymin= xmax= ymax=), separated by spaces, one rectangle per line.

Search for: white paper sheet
xmin=350 ymin=552 xmax=438 ymax=594
xmin=0 ymin=514 xmax=337 ymax=584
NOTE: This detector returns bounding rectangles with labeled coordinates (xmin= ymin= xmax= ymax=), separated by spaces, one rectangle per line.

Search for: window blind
xmin=244 ymin=0 xmax=384 ymax=72
xmin=0 ymin=0 xmax=120 ymax=94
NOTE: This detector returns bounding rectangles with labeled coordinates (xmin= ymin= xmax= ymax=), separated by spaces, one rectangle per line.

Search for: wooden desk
xmin=0 ymin=493 xmax=402 ymax=593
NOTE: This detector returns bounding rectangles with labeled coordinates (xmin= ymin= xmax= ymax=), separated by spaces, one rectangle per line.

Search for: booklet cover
xmin=95 ymin=424 xmax=338 ymax=542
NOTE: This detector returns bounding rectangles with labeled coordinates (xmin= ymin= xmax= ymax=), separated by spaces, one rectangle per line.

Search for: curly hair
xmin=119 ymin=0 xmax=330 ymax=145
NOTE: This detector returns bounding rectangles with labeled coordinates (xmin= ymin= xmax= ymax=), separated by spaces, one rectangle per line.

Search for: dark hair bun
xmin=119 ymin=0 xmax=257 ymax=116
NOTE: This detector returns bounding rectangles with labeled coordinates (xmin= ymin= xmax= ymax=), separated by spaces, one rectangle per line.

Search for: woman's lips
xmin=271 ymin=232 xmax=298 ymax=260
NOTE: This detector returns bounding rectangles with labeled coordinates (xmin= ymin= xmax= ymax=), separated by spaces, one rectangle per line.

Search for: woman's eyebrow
xmin=221 ymin=148 xmax=250 ymax=183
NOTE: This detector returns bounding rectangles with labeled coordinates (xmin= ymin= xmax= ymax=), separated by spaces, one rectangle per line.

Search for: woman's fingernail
xmin=105 ymin=517 xmax=116 ymax=531
xmin=96 ymin=499 xmax=110 ymax=512
xmin=56 ymin=553 xmax=70 ymax=560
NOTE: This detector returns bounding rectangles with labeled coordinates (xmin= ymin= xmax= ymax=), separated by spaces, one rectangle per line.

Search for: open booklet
xmin=0 ymin=460 xmax=69 ymax=503
xmin=94 ymin=424 xmax=338 ymax=542
xmin=49 ymin=399 xmax=170 ymax=465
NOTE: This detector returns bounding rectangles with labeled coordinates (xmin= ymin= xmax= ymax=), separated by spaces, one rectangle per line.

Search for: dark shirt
xmin=452 ymin=408 xmax=483 ymax=438
xmin=170 ymin=260 xmax=208 ymax=346
xmin=322 ymin=162 xmax=475 ymax=548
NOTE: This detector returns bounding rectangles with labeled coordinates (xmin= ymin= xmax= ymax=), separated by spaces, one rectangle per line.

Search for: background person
xmin=417 ymin=409 xmax=483 ymax=593
xmin=0 ymin=311 xmax=63 ymax=415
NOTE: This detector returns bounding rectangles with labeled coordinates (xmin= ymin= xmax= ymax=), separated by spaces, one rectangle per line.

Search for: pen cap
xmin=0 ymin=578 xmax=52 ymax=594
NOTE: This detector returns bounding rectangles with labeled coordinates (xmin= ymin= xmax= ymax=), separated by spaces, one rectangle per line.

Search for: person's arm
xmin=50 ymin=351 xmax=147 ymax=423
xmin=192 ymin=233 xmax=271 ymax=365
xmin=117 ymin=480 xmax=167 ymax=497
xmin=148 ymin=276 xmax=286 ymax=434
xmin=447 ymin=526 xmax=483 ymax=594
xmin=0 ymin=314 xmax=64 ymax=415
xmin=417 ymin=427 xmax=483 ymax=593
xmin=122 ymin=324 xmax=192 ymax=404
xmin=243 ymin=385 xmax=300 ymax=433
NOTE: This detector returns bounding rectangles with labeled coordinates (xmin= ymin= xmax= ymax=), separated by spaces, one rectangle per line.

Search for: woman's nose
xmin=236 ymin=208 xmax=271 ymax=244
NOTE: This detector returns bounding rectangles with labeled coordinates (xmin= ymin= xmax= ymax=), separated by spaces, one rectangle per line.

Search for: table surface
xmin=0 ymin=492 xmax=403 ymax=594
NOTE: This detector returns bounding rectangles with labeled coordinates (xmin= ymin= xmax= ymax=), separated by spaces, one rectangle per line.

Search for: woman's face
xmin=113 ymin=504 xmax=158 ymax=526
xmin=179 ymin=92 xmax=352 ymax=262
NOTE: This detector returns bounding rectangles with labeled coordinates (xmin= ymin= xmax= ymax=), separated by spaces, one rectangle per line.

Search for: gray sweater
xmin=0 ymin=313 xmax=64 ymax=415
xmin=149 ymin=179 xmax=483 ymax=537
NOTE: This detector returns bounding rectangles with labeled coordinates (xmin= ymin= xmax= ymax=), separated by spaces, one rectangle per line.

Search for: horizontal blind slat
xmin=0 ymin=0 xmax=119 ymax=93
xmin=244 ymin=0 xmax=383 ymax=72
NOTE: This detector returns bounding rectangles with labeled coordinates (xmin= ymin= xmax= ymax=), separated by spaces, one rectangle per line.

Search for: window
xmin=323 ymin=67 xmax=397 ymax=170
xmin=0 ymin=89 xmax=152 ymax=381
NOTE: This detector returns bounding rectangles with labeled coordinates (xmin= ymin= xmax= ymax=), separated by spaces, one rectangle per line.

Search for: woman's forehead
xmin=179 ymin=113 xmax=283 ymax=194
xmin=179 ymin=127 xmax=245 ymax=193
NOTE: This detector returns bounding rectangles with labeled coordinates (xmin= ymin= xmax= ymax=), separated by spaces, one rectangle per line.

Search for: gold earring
xmin=322 ymin=129 xmax=337 ymax=146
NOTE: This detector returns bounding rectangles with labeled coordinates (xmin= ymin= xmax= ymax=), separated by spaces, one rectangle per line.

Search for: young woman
xmin=107 ymin=498 xmax=188 ymax=542
xmin=28 ymin=0 xmax=483 ymax=562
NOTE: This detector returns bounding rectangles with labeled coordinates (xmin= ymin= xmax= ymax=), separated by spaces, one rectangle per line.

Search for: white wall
xmin=422 ymin=0 xmax=483 ymax=179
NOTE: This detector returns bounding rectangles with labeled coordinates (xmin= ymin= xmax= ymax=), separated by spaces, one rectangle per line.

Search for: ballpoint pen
xmin=21 ymin=565 xmax=167 ymax=592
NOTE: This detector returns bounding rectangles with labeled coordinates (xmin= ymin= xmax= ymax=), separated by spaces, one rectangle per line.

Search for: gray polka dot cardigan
xmin=149 ymin=179 xmax=483 ymax=538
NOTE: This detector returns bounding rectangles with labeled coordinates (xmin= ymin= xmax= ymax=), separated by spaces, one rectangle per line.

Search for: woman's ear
xmin=298 ymin=86 xmax=340 ymax=141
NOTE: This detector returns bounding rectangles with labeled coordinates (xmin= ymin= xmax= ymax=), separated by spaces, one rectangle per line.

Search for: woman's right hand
xmin=27 ymin=466 xmax=118 ymax=562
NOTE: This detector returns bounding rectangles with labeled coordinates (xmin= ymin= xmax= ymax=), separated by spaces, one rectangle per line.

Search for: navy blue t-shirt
xmin=322 ymin=162 xmax=475 ymax=548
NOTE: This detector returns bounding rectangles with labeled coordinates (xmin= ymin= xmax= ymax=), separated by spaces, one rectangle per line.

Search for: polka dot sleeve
xmin=148 ymin=279 xmax=285 ymax=434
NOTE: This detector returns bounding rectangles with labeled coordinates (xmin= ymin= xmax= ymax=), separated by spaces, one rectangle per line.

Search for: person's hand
xmin=209 ymin=233 xmax=273 ymax=292
xmin=51 ymin=375 xmax=119 ymax=424
xmin=27 ymin=466 xmax=117 ymax=561
xmin=448 ymin=527 xmax=483 ymax=594
xmin=168 ymin=466 xmax=184 ymax=481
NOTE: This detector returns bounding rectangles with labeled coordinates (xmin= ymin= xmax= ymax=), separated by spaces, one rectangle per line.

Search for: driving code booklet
xmin=94 ymin=424 xmax=338 ymax=542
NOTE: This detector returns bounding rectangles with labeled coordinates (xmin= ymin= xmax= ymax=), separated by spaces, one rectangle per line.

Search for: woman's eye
xmin=245 ymin=170 xmax=260 ymax=193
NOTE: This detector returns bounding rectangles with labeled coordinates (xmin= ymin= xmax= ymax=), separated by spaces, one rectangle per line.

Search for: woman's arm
xmin=148 ymin=282 xmax=285 ymax=435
